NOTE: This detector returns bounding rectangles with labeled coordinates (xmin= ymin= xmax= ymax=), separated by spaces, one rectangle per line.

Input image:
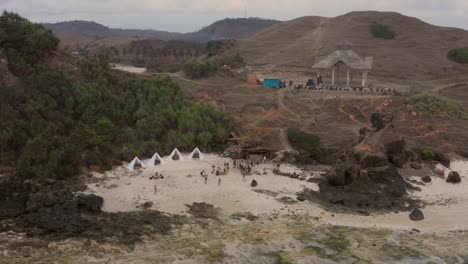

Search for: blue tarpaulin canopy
xmin=263 ymin=78 xmax=281 ymax=88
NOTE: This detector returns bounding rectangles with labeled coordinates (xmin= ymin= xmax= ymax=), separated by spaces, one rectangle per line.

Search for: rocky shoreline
xmin=0 ymin=174 xmax=186 ymax=246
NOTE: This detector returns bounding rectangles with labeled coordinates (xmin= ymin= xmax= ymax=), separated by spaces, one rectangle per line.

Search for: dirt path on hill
xmin=276 ymin=88 xmax=299 ymax=153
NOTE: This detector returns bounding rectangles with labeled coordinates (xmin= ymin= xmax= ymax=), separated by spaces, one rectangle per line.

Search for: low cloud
xmin=1 ymin=0 xmax=467 ymax=32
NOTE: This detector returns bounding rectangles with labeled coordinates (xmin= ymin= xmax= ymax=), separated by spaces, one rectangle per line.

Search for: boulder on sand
xmin=409 ymin=208 xmax=424 ymax=221
xmin=421 ymin=176 xmax=432 ymax=183
xmin=251 ymin=180 xmax=258 ymax=187
xmin=76 ymin=194 xmax=103 ymax=213
xmin=446 ymin=171 xmax=461 ymax=184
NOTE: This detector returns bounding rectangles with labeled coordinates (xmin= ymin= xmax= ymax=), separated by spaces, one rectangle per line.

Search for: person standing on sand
xmin=205 ymin=175 xmax=208 ymax=184
xmin=242 ymin=173 xmax=246 ymax=182
xmin=218 ymin=178 xmax=221 ymax=186
xmin=154 ymin=185 xmax=157 ymax=195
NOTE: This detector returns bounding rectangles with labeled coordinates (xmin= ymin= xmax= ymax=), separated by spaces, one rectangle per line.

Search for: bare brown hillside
xmin=231 ymin=11 xmax=468 ymax=81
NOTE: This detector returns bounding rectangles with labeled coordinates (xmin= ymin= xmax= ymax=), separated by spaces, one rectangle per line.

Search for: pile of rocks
xmin=317 ymin=110 xmax=419 ymax=210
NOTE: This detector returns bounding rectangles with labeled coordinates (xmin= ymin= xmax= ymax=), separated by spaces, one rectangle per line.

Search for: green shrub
xmin=277 ymin=251 xmax=295 ymax=264
xmin=207 ymin=40 xmax=225 ymax=57
xmin=217 ymin=54 xmax=246 ymax=68
xmin=183 ymin=59 xmax=218 ymax=78
xmin=421 ymin=150 xmax=435 ymax=160
xmin=287 ymin=128 xmax=320 ymax=155
xmin=183 ymin=54 xmax=245 ymax=79
xmin=371 ymin=22 xmax=395 ymax=40
xmin=409 ymin=93 xmax=468 ymax=119
xmin=447 ymin=47 xmax=468 ymax=64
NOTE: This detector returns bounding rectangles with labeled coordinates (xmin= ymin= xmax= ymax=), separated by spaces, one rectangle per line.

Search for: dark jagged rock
xmin=140 ymin=201 xmax=154 ymax=209
xmin=421 ymin=176 xmax=432 ymax=183
xmin=319 ymin=164 xmax=408 ymax=209
xmin=76 ymin=194 xmax=103 ymax=213
xmin=0 ymin=176 xmax=185 ymax=245
xmin=384 ymin=138 xmax=407 ymax=167
xmin=251 ymin=180 xmax=258 ymax=187
xmin=313 ymin=109 xmax=422 ymax=211
xmin=326 ymin=160 xmax=361 ymax=186
xmin=446 ymin=171 xmax=461 ymax=184
xmin=0 ymin=195 xmax=28 ymax=219
xmin=371 ymin=111 xmax=394 ymax=131
xmin=351 ymin=148 xmax=388 ymax=169
xmin=433 ymin=151 xmax=451 ymax=167
xmin=409 ymin=208 xmax=424 ymax=221
xmin=17 ymin=193 xmax=104 ymax=233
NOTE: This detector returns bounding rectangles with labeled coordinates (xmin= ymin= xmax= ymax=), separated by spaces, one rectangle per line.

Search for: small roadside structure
xmin=127 ymin=157 xmax=146 ymax=172
xmin=189 ymin=147 xmax=204 ymax=160
xmin=147 ymin=152 xmax=165 ymax=167
xmin=168 ymin=148 xmax=184 ymax=161
xmin=313 ymin=41 xmax=373 ymax=88
xmin=263 ymin=78 xmax=281 ymax=88
xmin=246 ymin=74 xmax=259 ymax=85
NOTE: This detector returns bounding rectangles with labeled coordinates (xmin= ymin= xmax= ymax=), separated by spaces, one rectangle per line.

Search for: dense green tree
xmin=0 ymin=13 xmax=239 ymax=179
xmin=447 ymin=47 xmax=468 ymax=64
xmin=0 ymin=11 xmax=59 ymax=75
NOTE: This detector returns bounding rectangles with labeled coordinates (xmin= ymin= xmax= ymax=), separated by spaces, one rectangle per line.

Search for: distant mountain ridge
xmin=43 ymin=17 xmax=280 ymax=42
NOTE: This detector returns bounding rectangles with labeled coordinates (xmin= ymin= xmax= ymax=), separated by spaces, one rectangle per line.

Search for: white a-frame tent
xmin=147 ymin=152 xmax=165 ymax=167
xmin=189 ymin=147 xmax=204 ymax=160
xmin=126 ymin=157 xmax=146 ymax=172
xmin=168 ymin=148 xmax=184 ymax=161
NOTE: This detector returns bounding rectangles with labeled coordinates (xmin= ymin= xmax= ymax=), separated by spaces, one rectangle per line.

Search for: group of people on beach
xmin=212 ymin=162 xmax=231 ymax=176
xmin=197 ymin=159 xmax=263 ymax=185
xmin=149 ymin=172 xmax=164 ymax=180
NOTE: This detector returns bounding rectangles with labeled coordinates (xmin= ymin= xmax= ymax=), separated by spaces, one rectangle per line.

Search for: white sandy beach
xmin=85 ymin=153 xmax=468 ymax=232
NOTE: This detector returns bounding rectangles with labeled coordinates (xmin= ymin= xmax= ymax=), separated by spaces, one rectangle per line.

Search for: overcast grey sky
xmin=1 ymin=0 xmax=468 ymax=33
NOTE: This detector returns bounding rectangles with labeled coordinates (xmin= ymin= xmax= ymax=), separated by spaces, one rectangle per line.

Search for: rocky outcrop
xmin=433 ymin=151 xmax=451 ymax=168
xmin=0 ymin=54 xmax=18 ymax=86
xmin=371 ymin=111 xmax=393 ymax=131
xmin=446 ymin=171 xmax=461 ymax=184
xmin=0 ymin=195 xmax=28 ymax=219
xmin=316 ymin=110 xmax=419 ymax=210
xmin=15 ymin=191 xmax=103 ymax=233
xmin=320 ymin=164 xmax=407 ymax=209
xmin=0 ymin=176 xmax=184 ymax=243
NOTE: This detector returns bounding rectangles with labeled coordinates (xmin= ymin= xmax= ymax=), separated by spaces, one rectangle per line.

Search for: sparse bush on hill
xmin=421 ymin=150 xmax=435 ymax=160
xmin=183 ymin=59 xmax=219 ymax=78
xmin=409 ymin=93 xmax=468 ymax=119
xmin=287 ymin=128 xmax=321 ymax=155
xmin=206 ymin=40 xmax=234 ymax=57
xmin=207 ymin=40 xmax=225 ymax=57
xmin=183 ymin=53 xmax=246 ymax=79
xmin=371 ymin=22 xmax=395 ymax=40
xmin=447 ymin=47 xmax=468 ymax=64
xmin=217 ymin=54 xmax=246 ymax=68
